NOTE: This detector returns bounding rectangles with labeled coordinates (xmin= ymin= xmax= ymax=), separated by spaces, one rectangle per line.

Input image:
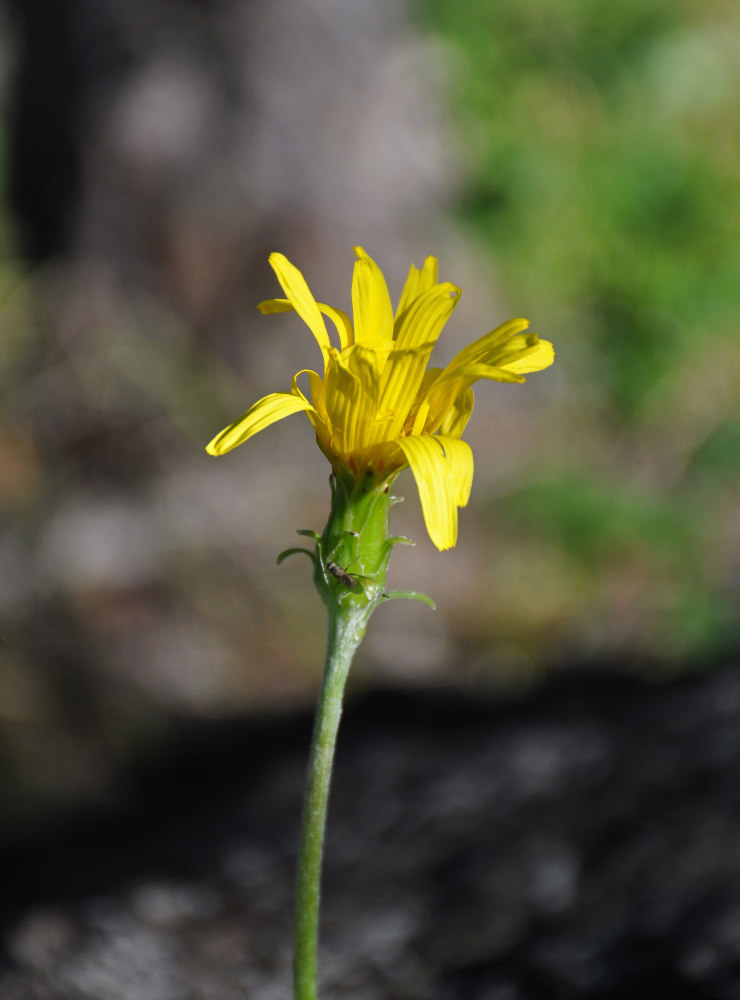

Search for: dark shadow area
xmin=4 ymin=0 xmax=130 ymax=260
xmin=2 ymin=666 xmax=740 ymax=997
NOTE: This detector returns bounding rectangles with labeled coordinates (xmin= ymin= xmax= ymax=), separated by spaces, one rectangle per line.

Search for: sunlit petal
xmin=423 ymin=364 xmax=524 ymax=435
xmin=354 ymin=337 xmax=396 ymax=376
xmin=341 ymin=344 xmax=387 ymax=445
xmin=320 ymin=304 xmax=353 ymax=351
xmin=448 ymin=362 xmax=527 ymax=385
xmin=500 ymin=338 xmax=555 ymax=374
xmin=394 ymin=255 xmax=438 ymax=327
xmin=394 ymin=435 xmax=473 ymax=550
xmin=438 ymin=387 xmax=474 ymax=439
xmin=411 ymin=400 xmax=430 ymax=436
xmin=267 ymin=253 xmax=332 ymax=369
xmin=256 ymin=297 xmax=294 ymax=314
xmin=369 ymin=283 xmax=460 ymax=443
xmin=352 ymin=247 xmax=394 ymax=343
xmin=394 ymin=282 xmax=461 ymax=352
xmin=206 ymin=392 xmax=317 ymax=456
xmin=258 ymin=297 xmax=353 ymax=353
xmin=445 ymin=317 xmax=530 ymax=372
xmin=370 ymin=345 xmax=436 ymax=444
xmin=443 ymin=434 xmax=474 ymax=507
xmin=323 ymin=350 xmax=363 ymax=456
xmin=290 ymin=368 xmax=320 ymax=405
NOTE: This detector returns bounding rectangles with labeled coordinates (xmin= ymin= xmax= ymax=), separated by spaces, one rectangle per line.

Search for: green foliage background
xmin=421 ymin=0 xmax=740 ymax=666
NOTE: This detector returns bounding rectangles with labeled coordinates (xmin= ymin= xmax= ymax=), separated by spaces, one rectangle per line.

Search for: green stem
xmin=290 ymin=470 xmax=432 ymax=998
xmin=293 ymin=603 xmax=369 ymax=1000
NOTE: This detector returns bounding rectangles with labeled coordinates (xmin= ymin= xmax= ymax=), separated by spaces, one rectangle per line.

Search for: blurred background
xmin=0 ymin=0 xmax=739 ymax=860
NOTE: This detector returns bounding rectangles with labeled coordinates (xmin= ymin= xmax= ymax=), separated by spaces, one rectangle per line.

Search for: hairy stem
xmin=293 ymin=605 xmax=368 ymax=1000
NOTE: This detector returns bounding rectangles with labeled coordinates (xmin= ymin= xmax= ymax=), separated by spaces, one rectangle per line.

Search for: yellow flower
xmin=207 ymin=248 xmax=554 ymax=550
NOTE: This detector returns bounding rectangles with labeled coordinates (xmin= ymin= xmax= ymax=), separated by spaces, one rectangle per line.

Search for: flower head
xmin=207 ymin=248 xmax=554 ymax=550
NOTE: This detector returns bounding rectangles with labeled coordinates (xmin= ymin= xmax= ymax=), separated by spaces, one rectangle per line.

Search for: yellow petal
xmin=368 ymin=283 xmax=460 ymax=443
xmin=267 ymin=254 xmax=332 ymax=370
xmin=420 ymin=324 xmax=549 ymax=435
xmin=322 ymin=350 xmax=363 ymax=456
xmin=290 ymin=368 xmax=319 ymax=404
xmin=256 ymin=297 xmax=294 ymax=314
xmin=394 ymin=435 xmax=473 ymax=550
xmin=352 ymin=247 xmax=394 ymax=343
xmin=394 ymin=282 xmax=461 ymax=352
xmin=411 ymin=400 xmax=430 ymax=436
xmin=450 ymin=362 xmax=526 ymax=385
xmin=486 ymin=333 xmax=536 ymax=365
xmin=438 ymin=386 xmax=474 ymax=439
xmin=500 ymin=338 xmax=555 ymax=374
xmin=394 ymin=255 xmax=438 ymax=325
xmin=206 ymin=392 xmax=316 ymax=456
xmin=406 ymin=366 xmax=443 ymax=435
xmin=422 ymin=364 xmax=524 ymax=436
xmin=444 ymin=317 xmax=530 ymax=373
xmin=258 ymin=297 xmax=353 ymax=353
xmin=291 ymin=368 xmax=330 ymax=438
xmin=443 ymin=434 xmax=474 ymax=507
xmin=368 ymin=345 xmax=434 ymax=444
xmin=289 ymin=368 xmax=327 ymax=426
xmin=353 ymin=337 xmax=396 ymax=376
xmin=483 ymin=332 xmax=551 ymax=370
xmin=343 ymin=344 xmax=386 ymax=446
xmin=319 ymin=304 xmax=353 ymax=351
